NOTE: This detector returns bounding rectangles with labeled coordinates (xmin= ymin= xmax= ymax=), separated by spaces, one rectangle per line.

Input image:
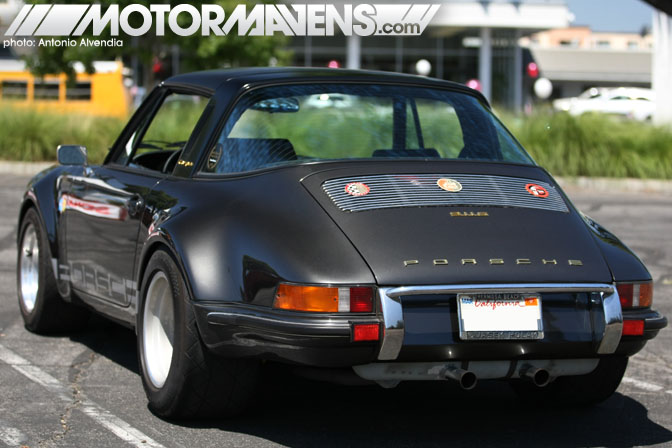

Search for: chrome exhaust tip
xmin=521 ymin=366 xmax=551 ymax=387
xmin=444 ymin=367 xmax=478 ymax=390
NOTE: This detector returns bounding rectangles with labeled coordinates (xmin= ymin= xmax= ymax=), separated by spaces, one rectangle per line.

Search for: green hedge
xmin=1 ymin=105 xmax=671 ymax=179
xmin=0 ymin=106 xmax=124 ymax=164
xmin=501 ymin=111 xmax=672 ymax=179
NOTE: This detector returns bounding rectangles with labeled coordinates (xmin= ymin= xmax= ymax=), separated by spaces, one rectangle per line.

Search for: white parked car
xmin=304 ymin=93 xmax=355 ymax=109
xmin=553 ymin=87 xmax=655 ymax=121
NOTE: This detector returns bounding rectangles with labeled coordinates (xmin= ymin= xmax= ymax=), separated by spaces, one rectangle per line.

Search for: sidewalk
xmin=556 ymin=176 xmax=672 ymax=195
xmin=1 ymin=160 xmax=671 ymax=194
xmin=0 ymin=161 xmax=54 ymax=176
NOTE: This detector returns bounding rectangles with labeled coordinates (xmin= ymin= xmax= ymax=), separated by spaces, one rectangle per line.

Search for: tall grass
xmin=500 ymin=110 xmax=672 ymax=179
xmin=0 ymin=106 xmax=125 ymax=164
xmin=1 ymin=104 xmax=671 ymax=179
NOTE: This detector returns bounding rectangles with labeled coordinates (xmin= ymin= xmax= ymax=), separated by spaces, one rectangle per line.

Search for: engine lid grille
xmin=322 ymin=174 xmax=568 ymax=213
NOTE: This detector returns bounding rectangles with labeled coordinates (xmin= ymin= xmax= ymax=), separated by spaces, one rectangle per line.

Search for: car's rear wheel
xmin=137 ymin=249 xmax=259 ymax=419
xmin=511 ymin=356 xmax=628 ymax=407
xmin=17 ymin=208 xmax=89 ymax=333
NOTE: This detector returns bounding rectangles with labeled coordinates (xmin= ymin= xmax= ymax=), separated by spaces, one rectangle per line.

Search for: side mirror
xmin=57 ymin=145 xmax=88 ymax=166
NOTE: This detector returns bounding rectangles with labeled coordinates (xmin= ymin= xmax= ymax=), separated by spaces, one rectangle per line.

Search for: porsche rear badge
xmin=403 ymin=258 xmax=584 ymax=267
xmin=450 ymin=211 xmax=489 ymax=217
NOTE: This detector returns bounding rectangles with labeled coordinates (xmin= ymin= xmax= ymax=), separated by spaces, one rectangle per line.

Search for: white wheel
xmin=17 ymin=208 xmax=89 ymax=333
xmin=137 ymin=250 xmax=259 ymax=418
xmin=19 ymin=223 xmax=39 ymax=313
xmin=142 ymin=271 xmax=175 ymax=388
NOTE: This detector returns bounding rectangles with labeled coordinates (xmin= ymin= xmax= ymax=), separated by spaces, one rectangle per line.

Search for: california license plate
xmin=457 ymin=293 xmax=544 ymax=340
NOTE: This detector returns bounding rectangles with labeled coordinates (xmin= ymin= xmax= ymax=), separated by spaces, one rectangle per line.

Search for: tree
xmin=25 ymin=0 xmax=291 ymax=86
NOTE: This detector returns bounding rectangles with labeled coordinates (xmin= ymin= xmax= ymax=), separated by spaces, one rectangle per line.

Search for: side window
xmin=114 ymin=92 xmax=209 ymax=172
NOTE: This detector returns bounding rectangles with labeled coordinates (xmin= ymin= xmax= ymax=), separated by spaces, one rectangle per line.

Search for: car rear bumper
xmin=193 ymin=283 xmax=666 ymax=369
xmin=618 ymin=307 xmax=668 ymax=356
xmin=193 ymin=303 xmax=379 ymax=367
xmin=378 ymin=283 xmax=626 ymax=361
xmin=623 ymin=307 xmax=667 ymax=337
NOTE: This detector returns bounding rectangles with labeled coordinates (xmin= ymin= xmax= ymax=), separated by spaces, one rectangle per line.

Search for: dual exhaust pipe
xmin=444 ymin=365 xmax=551 ymax=390
xmin=444 ymin=367 xmax=478 ymax=390
xmin=520 ymin=365 xmax=551 ymax=387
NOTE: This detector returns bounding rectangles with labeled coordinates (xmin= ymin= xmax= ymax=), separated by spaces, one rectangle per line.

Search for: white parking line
xmin=0 ymin=422 xmax=26 ymax=447
xmin=622 ymin=376 xmax=665 ymax=392
xmin=0 ymin=344 xmax=165 ymax=448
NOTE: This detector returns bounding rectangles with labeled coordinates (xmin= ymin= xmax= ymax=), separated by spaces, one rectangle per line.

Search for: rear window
xmin=201 ymin=83 xmax=534 ymax=174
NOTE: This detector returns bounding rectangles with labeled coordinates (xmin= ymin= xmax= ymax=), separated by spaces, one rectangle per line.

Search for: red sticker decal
xmin=345 ymin=182 xmax=370 ymax=197
xmin=525 ymin=183 xmax=549 ymax=198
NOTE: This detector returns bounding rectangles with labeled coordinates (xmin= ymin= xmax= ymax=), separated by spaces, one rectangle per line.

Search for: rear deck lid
xmin=301 ymin=162 xmax=613 ymax=285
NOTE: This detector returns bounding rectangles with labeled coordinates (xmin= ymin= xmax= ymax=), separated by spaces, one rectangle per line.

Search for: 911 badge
xmin=437 ymin=178 xmax=462 ymax=192
xmin=525 ymin=183 xmax=549 ymax=198
xmin=345 ymin=182 xmax=370 ymax=197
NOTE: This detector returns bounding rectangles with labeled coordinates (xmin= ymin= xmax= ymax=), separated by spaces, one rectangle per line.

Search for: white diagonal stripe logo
xmin=4 ymin=4 xmax=33 ymax=36
xmin=14 ymin=4 xmax=52 ymax=36
xmin=34 ymin=5 xmax=91 ymax=36
xmin=371 ymin=4 xmax=440 ymax=35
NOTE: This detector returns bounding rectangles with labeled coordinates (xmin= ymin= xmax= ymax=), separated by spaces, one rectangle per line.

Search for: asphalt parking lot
xmin=0 ymin=172 xmax=670 ymax=448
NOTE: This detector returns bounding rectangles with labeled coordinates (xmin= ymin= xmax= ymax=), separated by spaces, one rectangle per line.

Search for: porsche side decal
xmin=404 ymin=258 xmax=584 ymax=267
xmin=57 ymin=261 xmax=137 ymax=304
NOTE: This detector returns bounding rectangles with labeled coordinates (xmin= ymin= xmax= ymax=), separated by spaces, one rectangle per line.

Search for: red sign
xmin=345 ymin=182 xmax=370 ymax=197
xmin=525 ymin=183 xmax=549 ymax=198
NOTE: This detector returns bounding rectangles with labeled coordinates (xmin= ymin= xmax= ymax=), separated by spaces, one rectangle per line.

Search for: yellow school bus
xmin=0 ymin=60 xmax=130 ymax=118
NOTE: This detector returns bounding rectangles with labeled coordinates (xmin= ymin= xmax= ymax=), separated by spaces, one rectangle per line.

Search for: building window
xmin=559 ymin=39 xmax=578 ymax=48
xmin=34 ymin=81 xmax=60 ymax=100
xmin=1 ymin=80 xmax=27 ymax=99
xmin=66 ymin=82 xmax=92 ymax=100
xmin=627 ymin=41 xmax=639 ymax=50
xmin=596 ymin=40 xmax=611 ymax=49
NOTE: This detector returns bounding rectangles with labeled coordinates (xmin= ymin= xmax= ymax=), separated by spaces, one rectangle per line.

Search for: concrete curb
xmin=556 ymin=176 xmax=672 ymax=195
xmin=0 ymin=161 xmax=670 ymax=194
xmin=0 ymin=161 xmax=54 ymax=176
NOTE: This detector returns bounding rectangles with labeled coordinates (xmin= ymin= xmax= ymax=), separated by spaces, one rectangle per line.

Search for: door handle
xmin=127 ymin=195 xmax=144 ymax=218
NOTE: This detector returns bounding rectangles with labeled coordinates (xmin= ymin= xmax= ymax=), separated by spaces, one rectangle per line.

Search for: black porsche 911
xmin=17 ymin=68 xmax=666 ymax=418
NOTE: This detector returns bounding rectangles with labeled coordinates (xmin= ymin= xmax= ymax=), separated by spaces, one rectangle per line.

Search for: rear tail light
xmin=617 ymin=282 xmax=653 ymax=308
xmin=274 ymin=284 xmax=374 ymax=313
xmin=349 ymin=287 xmax=374 ymax=312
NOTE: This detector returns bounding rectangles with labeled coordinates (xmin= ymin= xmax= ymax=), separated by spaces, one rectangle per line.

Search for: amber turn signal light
xmin=274 ymin=284 xmax=374 ymax=313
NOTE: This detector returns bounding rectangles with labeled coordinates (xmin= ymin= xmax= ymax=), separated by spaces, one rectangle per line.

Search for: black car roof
xmin=163 ymin=67 xmax=488 ymax=104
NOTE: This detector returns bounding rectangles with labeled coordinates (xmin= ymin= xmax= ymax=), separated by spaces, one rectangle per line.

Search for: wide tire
xmin=137 ymin=249 xmax=259 ymax=419
xmin=511 ymin=356 xmax=628 ymax=407
xmin=17 ymin=208 xmax=89 ymax=333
